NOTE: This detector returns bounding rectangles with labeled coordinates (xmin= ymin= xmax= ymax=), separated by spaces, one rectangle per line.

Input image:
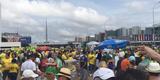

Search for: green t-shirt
xmin=56 ymin=58 xmax=63 ymax=69
xmin=45 ymin=66 xmax=59 ymax=74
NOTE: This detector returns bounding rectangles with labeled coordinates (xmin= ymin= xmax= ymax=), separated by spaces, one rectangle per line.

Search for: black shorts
xmin=9 ymin=72 xmax=18 ymax=80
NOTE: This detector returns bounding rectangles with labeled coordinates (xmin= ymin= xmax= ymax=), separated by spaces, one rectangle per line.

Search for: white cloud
xmin=124 ymin=1 xmax=149 ymax=12
xmin=73 ymin=7 xmax=107 ymax=25
xmin=107 ymin=0 xmax=160 ymax=28
xmin=1 ymin=0 xmax=107 ymax=25
xmin=58 ymin=29 xmax=75 ymax=37
xmin=0 ymin=0 xmax=108 ymax=42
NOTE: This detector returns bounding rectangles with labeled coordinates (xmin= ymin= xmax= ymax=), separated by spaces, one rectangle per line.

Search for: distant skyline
xmin=0 ymin=0 xmax=160 ymax=42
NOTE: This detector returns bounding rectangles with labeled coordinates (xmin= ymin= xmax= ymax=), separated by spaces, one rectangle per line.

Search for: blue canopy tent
xmin=94 ymin=39 xmax=128 ymax=50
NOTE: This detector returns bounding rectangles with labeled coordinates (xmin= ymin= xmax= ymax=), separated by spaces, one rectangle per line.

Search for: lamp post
xmin=45 ymin=18 xmax=48 ymax=43
xmin=0 ymin=3 xmax=2 ymax=48
xmin=152 ymin=1 xmax=160 ymax=45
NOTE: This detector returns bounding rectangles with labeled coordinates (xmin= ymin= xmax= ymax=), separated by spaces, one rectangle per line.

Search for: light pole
xmin=45 ymin=18 xmax=48 ymax=43
xmin=0 ymin=2 xmax=2 ymax=48
xmin=152 ymin=1 xmax=160 ymax=45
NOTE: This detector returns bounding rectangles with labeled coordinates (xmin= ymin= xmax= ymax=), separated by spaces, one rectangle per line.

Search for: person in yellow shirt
xmin=71 ymin=50 xmax=76 ymax=57
xmin=2 ymin=53 xmax=12 ymax=80
xmin=9 ymin=59 xmax=19 ymax=80
xmin=0 ymin=62 xmax=3 ymax=80
xmin=67 ymin=53 xmax=73 ymax=60
xmin=0 ymin=52 xmax=5 ymax=60
xmin=62 ymin=53 xmax=68 ymax=60
xmin=88 ymin=51 xmax=96 ymax=74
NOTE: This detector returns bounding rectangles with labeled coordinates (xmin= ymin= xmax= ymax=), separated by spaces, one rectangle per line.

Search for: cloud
xmin=125 ymin=1 xmax=147 ymax=11
xmin=58 ymin=29 xmax=75 ymax=37
xmin=107 ymin=0 xmax=160 ymax=28
xmin=0 ymin=0 xmax=108 ymax=42
xmin=2 ymin=0 xmax=107 ymax=25
xmin=73 ymin=7 xmax=107 ymax=25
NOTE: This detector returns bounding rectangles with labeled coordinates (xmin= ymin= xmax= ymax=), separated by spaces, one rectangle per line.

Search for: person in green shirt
xmin=45 ymin=58 xmax=59 ymax=80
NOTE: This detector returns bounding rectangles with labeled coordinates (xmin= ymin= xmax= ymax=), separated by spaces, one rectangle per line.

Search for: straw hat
xmin=146 ymin=61 xmax=160 ymax=73
xmin=99 ymin=61 xmax=107 ymax=68
xmin=57 ymin=68 xmax=71 ymax=79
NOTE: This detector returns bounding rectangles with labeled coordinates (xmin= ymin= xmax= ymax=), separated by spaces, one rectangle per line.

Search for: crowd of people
xmin=0 ymin=45 xmax=159 ymax=80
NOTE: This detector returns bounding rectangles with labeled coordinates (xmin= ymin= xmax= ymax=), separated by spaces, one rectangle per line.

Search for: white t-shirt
xmin=118 ymin=51 xmax=125 ymax=58
xmin=35 ymin=58 xmax=41 ymax=64
xmin=93 ymin=68 xmax=115 ymax=80
xmin=114 ymin=56 xmax=119 ymax=67
xmin=21 ymin=59 xmax=36 ymax=72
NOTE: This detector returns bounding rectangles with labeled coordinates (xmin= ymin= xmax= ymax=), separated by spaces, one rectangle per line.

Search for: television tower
xmin=45 ymin=19 xmax=48 ymax=43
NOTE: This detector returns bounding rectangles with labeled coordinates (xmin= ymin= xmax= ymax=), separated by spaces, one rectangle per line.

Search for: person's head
xmin=91 ymin=51 xmax=94 ymax=54
xmin=124 ymin=53 xmax=130 ymax=58
xmin=12 ymin=59 xmax=17 ymax=63
xmin=12 ymin=52 xmax=17 ymax=58
xmin=99 ymin=61 xmax=107 ymax=68
xmin=5 ymin=52 xmax=10 ymax=58
xmin=146 ymin=61 xmax=160 ymax=77
xmin=75 ymin=62 xmax=80 ymax=71
xmin=128 ymin=56 xmax=136 ymax=64
xmin=119 ymin=69 xmax=149 ymax=80
xmin=58 ymin=68 xmax=71 ymax=80
xmin=27 ymin=54 xmax=36 ymax=61
xmin=48 ymin=58 xmax=54 ymax=63
xmin=45 ymin=73 xmax=55 ymax=80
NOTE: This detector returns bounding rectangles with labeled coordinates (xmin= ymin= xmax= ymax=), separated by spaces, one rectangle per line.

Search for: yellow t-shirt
xmin=68 ymin=57 xmax=73 ymax=60
xmin=9 ymin=63 xmax=19 ymax=73
xmin=88 ymin=53 xmax=96 ymax=65
xmin=72 ymin=51 xmax=76 ymax=56
xmin=0 ymin=53 xmax=6 ymax=59
xmin=0 ymin=64 xmax=3 ymax=72
xmin=62 ymin=54 xmax=67 ymax=60
xmin=2 ymin=57 xmax=12 ymax=71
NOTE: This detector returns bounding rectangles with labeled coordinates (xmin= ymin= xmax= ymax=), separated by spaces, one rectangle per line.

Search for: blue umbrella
xmin=94 ymin=39 xmax=128 ymax=50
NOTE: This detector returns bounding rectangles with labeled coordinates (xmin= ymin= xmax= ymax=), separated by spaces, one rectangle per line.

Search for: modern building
xmin=154 ymin=26 xmax=160 ymax=35
xmin=116 ymin=28 xmax=128 ymax=37
xmin=74 ymin=36 xmax=86 ymax=43
xmin=78 ymin=24 xmax=160 ymax=45
xmin=94 ymin=33 xmax=105 ymax=42
xmin=145 ymin=27 xmax=153 ymax=35
xmin=95 ymin=34 xmax=100 ymax=42
xmin=129 ymin=26 xmax=142 ymax=35
xmin=105 ymin=30 xmax=117 ymax=39
xmin=0 ymin=33 xmax=32 ymax=48
xmin=86 ymin=35 xmax=95 ymax=42
xmin=115 ymin=28 xmax=129 ymax=40
xmin=2 ymin=33 xmax=21 ymax=42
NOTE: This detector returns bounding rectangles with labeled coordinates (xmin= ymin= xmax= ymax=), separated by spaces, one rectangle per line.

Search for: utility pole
xmin=0 ymin=2 xmax=1 ymax=19
xmin=152 ymin=1 xmax=160 ymax=45
xmin=45 ymin=19 xmax=48 ymax=43
xmin=0 ymin=2 xmax=2 ymax=48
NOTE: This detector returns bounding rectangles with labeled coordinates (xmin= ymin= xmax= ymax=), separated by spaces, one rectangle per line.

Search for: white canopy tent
xmin=87 ymin=41 xmax=99 ymax=46
xmin=87 ymin=41 xmax=99 ymax=50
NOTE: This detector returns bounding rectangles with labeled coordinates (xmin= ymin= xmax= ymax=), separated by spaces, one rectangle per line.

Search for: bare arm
xmin=140 ymin=46 xmax=160 ymax=63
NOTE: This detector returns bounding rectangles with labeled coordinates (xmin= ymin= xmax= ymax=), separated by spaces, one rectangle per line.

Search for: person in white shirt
xmin=93 ymin=61 xmax=115 ymax=80
xmin=21 ymin=54 xmax=36 ymax=73
xmin=21 ymin=69 xmax=38 ymax=80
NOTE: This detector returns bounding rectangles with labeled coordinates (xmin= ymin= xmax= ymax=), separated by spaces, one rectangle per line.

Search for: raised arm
xmin=140 ymin=46 xmax=160 ymax=63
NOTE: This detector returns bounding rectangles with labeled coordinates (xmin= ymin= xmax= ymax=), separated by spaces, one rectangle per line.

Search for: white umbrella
xmin=87 ymin=41 xmax=99 ymax=46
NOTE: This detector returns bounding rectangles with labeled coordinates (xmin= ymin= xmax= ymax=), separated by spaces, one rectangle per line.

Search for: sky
xmin=0 ymin=0 xmax=160 ymax=42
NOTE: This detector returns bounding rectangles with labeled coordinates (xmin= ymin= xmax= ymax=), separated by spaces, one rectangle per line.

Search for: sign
xmin=19 ymin=37 xmax=31 ymax=46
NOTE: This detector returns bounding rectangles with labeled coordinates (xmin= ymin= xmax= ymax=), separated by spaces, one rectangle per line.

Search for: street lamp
xmin=152 ymin=1 xmax=160 ymax=45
